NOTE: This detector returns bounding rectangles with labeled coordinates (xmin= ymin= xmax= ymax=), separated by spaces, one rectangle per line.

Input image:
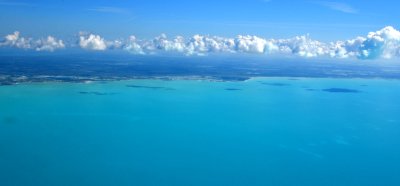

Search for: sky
xmin=0 ymin=0 xmax=398 ymax=40
xmin=0 ymin=0 xmax=400 ymax=60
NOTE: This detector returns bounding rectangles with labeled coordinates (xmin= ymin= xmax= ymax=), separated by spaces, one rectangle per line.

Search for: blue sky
xmin=0 ymin=0 xmax=398 ymax=40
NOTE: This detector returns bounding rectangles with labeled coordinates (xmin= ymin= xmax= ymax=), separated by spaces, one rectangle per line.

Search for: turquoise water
xmin=1 ymin=78 xmax=400 ymax=186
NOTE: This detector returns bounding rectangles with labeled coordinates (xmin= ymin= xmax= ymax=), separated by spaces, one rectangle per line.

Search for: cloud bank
xmin=1 ymin=26 xmax=400 ymax=60
xmin=0 ymin=31 xmax=65 ymax=51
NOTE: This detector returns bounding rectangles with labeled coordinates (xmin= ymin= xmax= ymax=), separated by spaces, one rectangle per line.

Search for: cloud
xmin=2 ymin=26 xmax=400 ymax=60
xmin=358 ymin=26 xmax=400 ymax=59
xmin=79 ymin=32 xmax=107 ymax=51
xmin=35 ymin=36 xmax=65 ymax=52
xmin=88 ymin=6 xmax=130 ymax=14
xmin=329 ymin=37 xmax=365 ymax=58
xmin=235 ymin=35 xmax=275 ymax=53
xmin=0 ymin=31 xmax=64 ymax=51
xmin=315 ymin=1 xmax=358 ymax=14
xmin=124 ymin=36 xmax=144 ymax=54
xmin=0 ymin=31 xmax=32 ymax=49
xmin=273 ymin=35 xmax=329 ymax=57
xmin=91 ymin=26 xmax=400 ymax=59
xmin=179 ymin=35 xmax=234 ymax=54
xmin=270 ymin=26 xmax=400 ymax=59
xmin=121 ymin=34 xmax=277 ymax=55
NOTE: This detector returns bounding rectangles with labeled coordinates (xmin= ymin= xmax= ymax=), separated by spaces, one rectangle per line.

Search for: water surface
xmin=1 ymin=78 xmax=399 ymax=186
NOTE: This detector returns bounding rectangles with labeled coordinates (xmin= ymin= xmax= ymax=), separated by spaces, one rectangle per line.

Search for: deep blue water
xmin=1 ymin=78 xmax=400 ymax=186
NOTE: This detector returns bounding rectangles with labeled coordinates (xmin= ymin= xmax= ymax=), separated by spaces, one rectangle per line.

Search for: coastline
xmin=1 ymin=74 xmax=400 ymax=86
xmin=2 ymin=55 xmax=400 ymax=86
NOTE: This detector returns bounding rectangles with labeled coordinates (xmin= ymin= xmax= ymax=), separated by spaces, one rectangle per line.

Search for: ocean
xmin=1 ymin=77 xmax=400 ymax=186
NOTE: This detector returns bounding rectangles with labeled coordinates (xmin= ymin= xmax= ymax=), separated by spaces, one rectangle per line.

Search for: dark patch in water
xmin=360 ymin=85 xmax=368 ymax=87
xmin=79 ymin=91 xmax=117 ymax=96
xmin=322 ymin=88 xmax=361 ymax=93
xmin=2 ymin=116 xmax=17 ymax=125
xmin=288 ymin=78 xmax=300 ymax=81
xmin=306 ymin=88 xmax=318 ymax=91
xmin=225 ymin=88 xmax=242 ymax=91
xmin=219 ymin=76 xmax=250 ymax=81
xmin=126 ymin=85 xmax=175 ymax=90
xmin=261 ymin=82 xmax=290 ymax=86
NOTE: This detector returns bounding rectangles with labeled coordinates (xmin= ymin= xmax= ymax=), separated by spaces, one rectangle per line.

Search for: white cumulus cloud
xmin=357 ymin=26 xmax=400 ymax=59
xmin=273 ymin=35 xmax=329 ymax=57
xmin=76 ymin=26 xmax=400 ymax=59
xmin=235 ymin=35 xmax=276 ymax=54
xmin=122 ymin=34 xmax=276 ymax=55
xmin=79 ymin=33 xmax=107 ymax=51
xmin=0 ymin=31 xmax=64 ymax=51
xmin=124 ymin=36 xmax=144 ymax=54
xmin=0 ymin=31 xmax=32 ymax=49
xmin=35 ymin=36 xmax=65 ymax=51
xmin=3 ymin=26 xmax=400 ymax=60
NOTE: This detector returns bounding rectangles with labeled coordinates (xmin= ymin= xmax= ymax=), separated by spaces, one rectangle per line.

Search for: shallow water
xmin=1 ymin=78 xmax=400 ymax=186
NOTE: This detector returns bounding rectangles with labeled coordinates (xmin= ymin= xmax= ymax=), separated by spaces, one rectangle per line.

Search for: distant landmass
xmin=1 ymin=53 xmax=400 ymax=85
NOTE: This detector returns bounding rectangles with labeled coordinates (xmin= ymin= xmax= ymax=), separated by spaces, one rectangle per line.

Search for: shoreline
xmin=1 ymin=74 xmax=400 ymax=86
